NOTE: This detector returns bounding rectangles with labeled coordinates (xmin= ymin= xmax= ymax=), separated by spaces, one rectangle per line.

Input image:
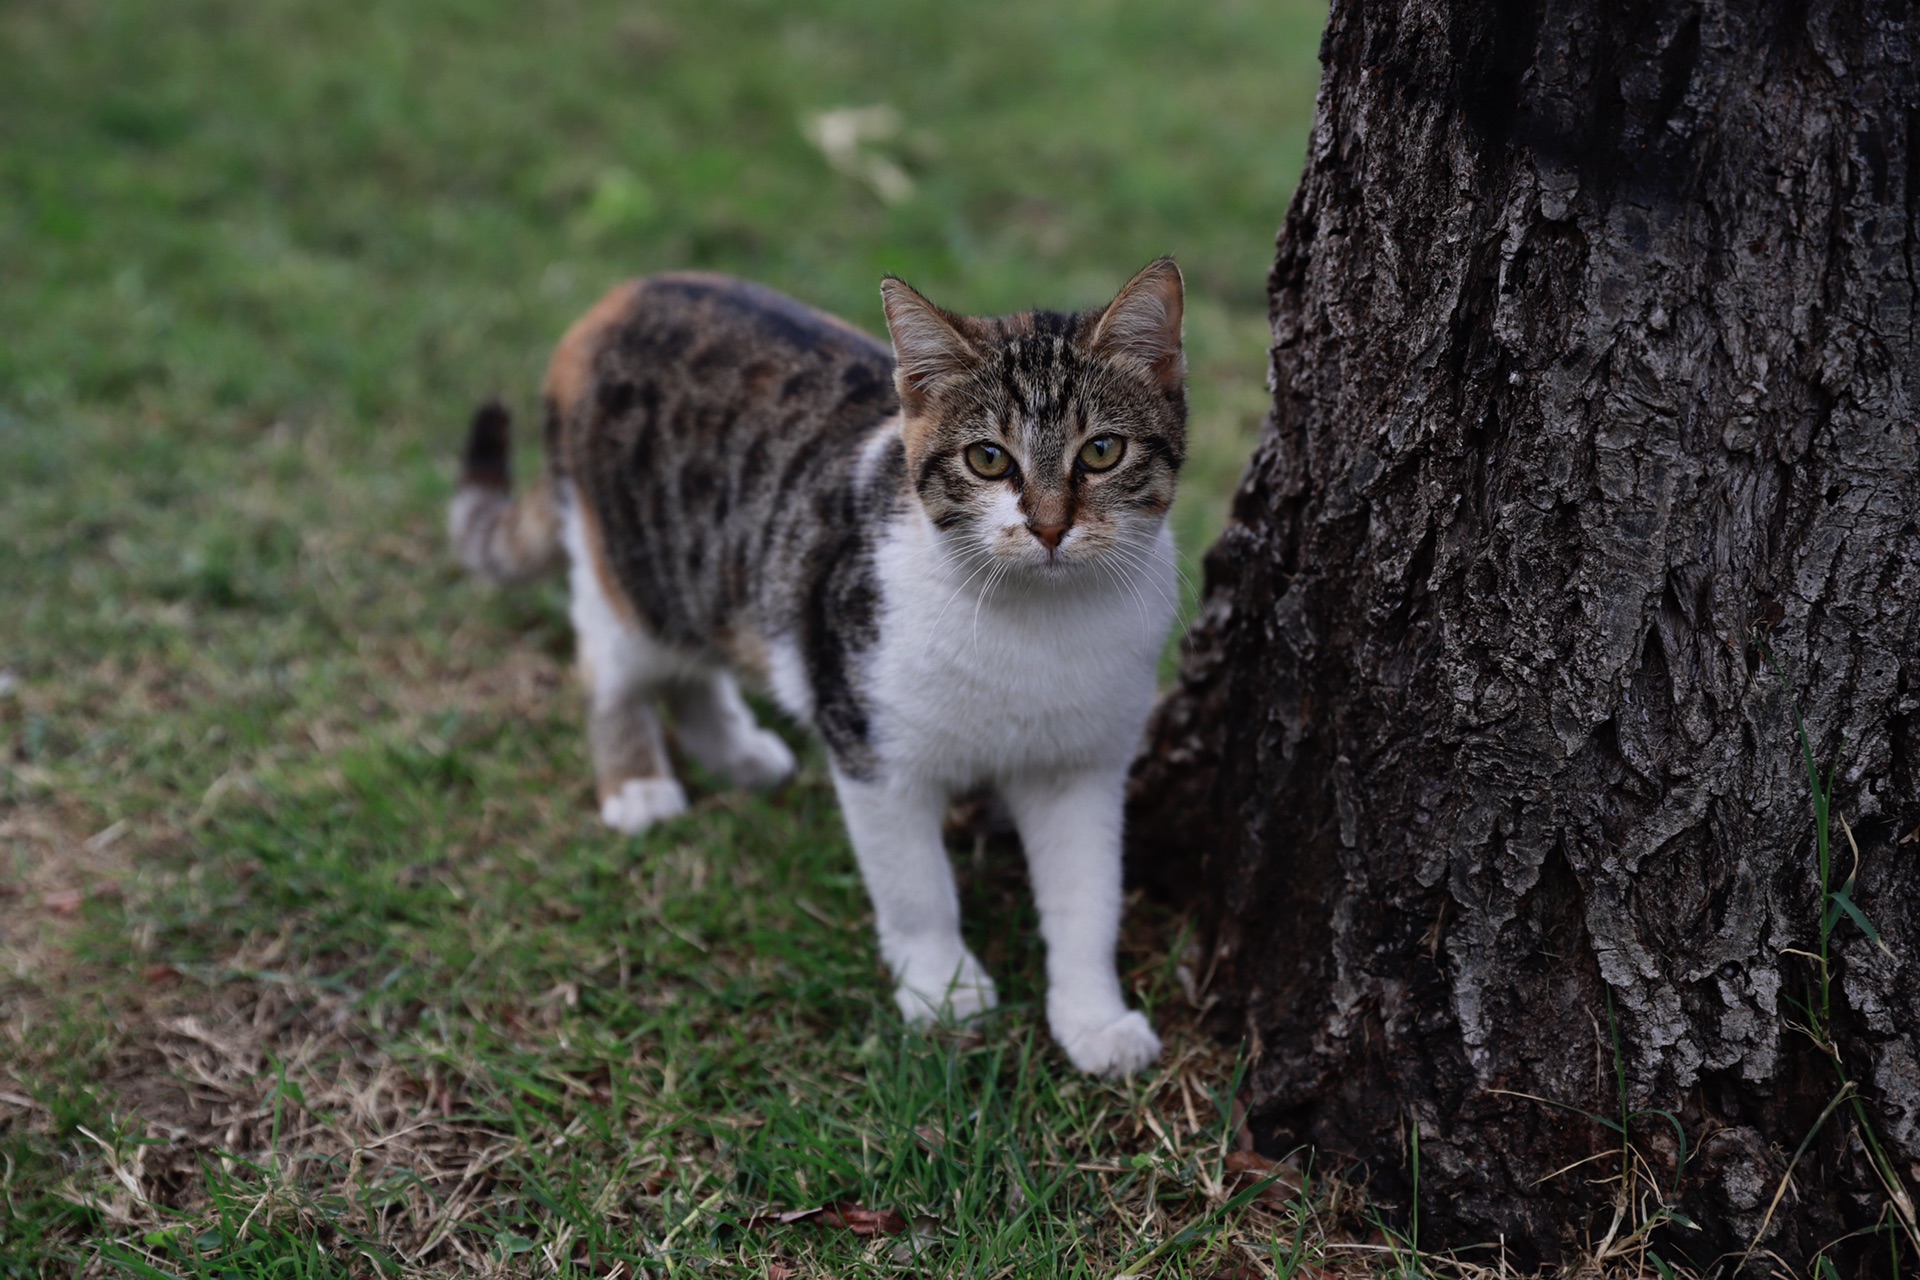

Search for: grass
xmin=1759 ymin=649 xmax=1919 ymax=1273
xmin=4 ymin=5 xmax=1904 ymax=1275
xmin=0 ymin=0 xmax=1338 ymax=1273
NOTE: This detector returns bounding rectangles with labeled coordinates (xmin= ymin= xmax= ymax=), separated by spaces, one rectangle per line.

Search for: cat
xmin=449 ymin=261 xmax=1186 ymax=1076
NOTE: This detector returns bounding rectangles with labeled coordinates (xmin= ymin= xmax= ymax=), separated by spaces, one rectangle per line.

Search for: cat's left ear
xmin=881 ymin=277 xmax=978 ymax=416
xmin=1090 ymin=257 xmax=1185 ymax=394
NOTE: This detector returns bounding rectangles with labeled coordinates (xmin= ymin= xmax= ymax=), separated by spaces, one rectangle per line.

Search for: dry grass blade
xmin=1740 ymin=1079 xmax=1855 ymax=1267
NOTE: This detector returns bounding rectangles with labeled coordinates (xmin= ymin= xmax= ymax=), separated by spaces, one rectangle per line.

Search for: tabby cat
xmin=450 ymin=261 xmax=1186 ymax=1076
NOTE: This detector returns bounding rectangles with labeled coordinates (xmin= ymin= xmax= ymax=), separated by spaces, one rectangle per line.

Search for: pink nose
xmin=1028 ymin=521 xmax=1069 ymax=551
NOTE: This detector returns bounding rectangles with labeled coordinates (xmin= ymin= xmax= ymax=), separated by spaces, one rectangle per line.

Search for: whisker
xmin=1096 ymin=555 xmax=1151 ymax=631
xmin=1119 ymin=558 xmax=1158 ymax=628
xmin=971 ymin=560 xmax=1010 ymax=653
xmin=1086 ymin=536 xmax=1160 ymax=626
xmin=931 ymin=543 xmax=998 ymax=635
xmin=1127 ymin=528 xmax=1192 ymax=599
xmin=1110 ymin=522 xmax=1196 ymax=596
xmin=1101 ymin=541 xmax=1179 ymax=616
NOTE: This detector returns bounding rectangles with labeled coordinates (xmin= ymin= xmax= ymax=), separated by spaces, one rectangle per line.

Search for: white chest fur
xmin=864 ymin=512 xmax=1178 ymax=789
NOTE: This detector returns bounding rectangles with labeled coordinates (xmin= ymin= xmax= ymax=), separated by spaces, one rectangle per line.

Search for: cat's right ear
xmin=881 ymin=277 xmax=976 ymax=416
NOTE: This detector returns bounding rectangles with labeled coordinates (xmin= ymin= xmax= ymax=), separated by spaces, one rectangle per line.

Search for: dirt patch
xmin=5 ymin=937 xmax=522 ymax=1271
xmin=0 ymin=799 xmax=135 ymax=998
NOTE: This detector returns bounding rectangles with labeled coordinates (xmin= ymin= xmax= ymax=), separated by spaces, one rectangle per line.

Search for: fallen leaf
xmin=888 ymin=1213 xmax=941 ymax=1263
xmin=751 ymin=1202 xmax=907 ymax=1236
xmin=767 ymin=1265 xmax=797 ymax=1280
xmin=141 ymin=964 xmax=182 ymax=985
xmin=820 ymin=1203 xmax=906 ymax=1236
xmin=801 ymin=105 xmax=914 ymax=204
xmin=1223 ymin=1150 xmax=1276 ymax=1174
xmin=44 ymin=888 xmax=85 ymax=915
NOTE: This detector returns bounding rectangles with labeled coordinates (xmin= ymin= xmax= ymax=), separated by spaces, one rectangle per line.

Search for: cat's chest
xmin=866 ymin=544 xmax=1173 ymax=783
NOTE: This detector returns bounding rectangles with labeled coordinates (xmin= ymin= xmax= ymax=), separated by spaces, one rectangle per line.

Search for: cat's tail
xmin=449 ymin=400 xmax=563 ymax=585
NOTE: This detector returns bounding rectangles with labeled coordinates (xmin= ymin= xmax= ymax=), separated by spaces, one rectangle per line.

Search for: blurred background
xmin=2 ymin=0 xmax=1325 ymax=597
xmin=0 ymin=1 xmax=1330 ymax=1269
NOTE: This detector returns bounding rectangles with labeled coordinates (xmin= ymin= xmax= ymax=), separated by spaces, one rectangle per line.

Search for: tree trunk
xmin=1130 ymin=0 xmax=1920 ymax=1270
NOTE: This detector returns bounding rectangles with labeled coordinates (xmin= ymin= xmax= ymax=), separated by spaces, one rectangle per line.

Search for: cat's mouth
xmin=943 ymin=520 xmax=1134 ymax=580
xmin=1030 ymin=532 xmax=1074 ymax=567
xmin=1002 ymin=531 xmax=1113 ymax=575
xmin=993 ymin=524 xmax=1080 ymax=569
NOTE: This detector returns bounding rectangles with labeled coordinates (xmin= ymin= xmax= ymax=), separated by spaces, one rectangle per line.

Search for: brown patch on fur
xmin=895 ymin=410 xmax=944 ymax=487
xmin=567 ymin=496 xmax=673 ymax=800
xmin=590 ymin=698 xmax=669 ymax=801
xmin=1019 ymin=489 xmax=1075 ymax=532
xmin=451 ymin=479 xmax=562 ymax=584
xmin=545 ymin=280 xmax=648 ymax=425
xmin=504 ymin=481 xmax=559 ymax=566
xmin=573 ymin=497 xmax=645 ymax=631
xmin=714 ymin=627 xmax=772 ymax=685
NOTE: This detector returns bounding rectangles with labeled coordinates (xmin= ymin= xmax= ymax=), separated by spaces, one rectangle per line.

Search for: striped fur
xmin=450 ymin=262 xmax=1187 ymax=1075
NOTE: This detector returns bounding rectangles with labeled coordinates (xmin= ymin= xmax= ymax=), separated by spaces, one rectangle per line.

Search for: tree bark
xmin=1130 ymin=0 xmax=1920 ymax=1270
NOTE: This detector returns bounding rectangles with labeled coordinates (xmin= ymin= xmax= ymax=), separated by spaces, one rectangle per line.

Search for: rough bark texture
xmin=1131 ymin=0 xmax=1920 ymax=1269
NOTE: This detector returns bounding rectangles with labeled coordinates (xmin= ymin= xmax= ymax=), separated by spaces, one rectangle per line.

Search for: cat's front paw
xmin=1053 ymin=1009 xmax=1162 ymax=1078
xmin=726 ymin=728 xmax=797 ymax=791
xmin=600 ymin=778 xmax=689 ymax=834
xmin=893 ymin=950 xmax=998 ymax=1026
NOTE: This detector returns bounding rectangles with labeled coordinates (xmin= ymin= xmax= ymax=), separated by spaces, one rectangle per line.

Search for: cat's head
xmin=880 ymin=259 xmax=1186 ymax=574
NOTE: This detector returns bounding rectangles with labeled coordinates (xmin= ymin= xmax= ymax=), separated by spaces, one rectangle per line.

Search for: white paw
xmin=1054 ymin=1009 xmax=1162 ymax=1078
xmin=599 ymin=778 xmax=689 ymax=835
xmin=892 ymin=949 xmax=998 ymax=1026
xmin=726 ymin=729 xmax=796 ymax=790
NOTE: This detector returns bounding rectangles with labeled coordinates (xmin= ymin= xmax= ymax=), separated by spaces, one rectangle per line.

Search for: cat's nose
xmin=1027 ymin=521 xmax=1069 ymax=551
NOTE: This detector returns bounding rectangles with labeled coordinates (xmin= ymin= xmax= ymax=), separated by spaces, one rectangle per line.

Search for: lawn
xmin=0 ymin=0 xmax=1336 ymax=1273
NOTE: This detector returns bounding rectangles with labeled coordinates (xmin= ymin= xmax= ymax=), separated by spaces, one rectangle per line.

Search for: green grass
xmin=0 ymin=0 xmax=1331 ymax=1273
xmin=1762 ymin=649 xmax=1919 ymax=1270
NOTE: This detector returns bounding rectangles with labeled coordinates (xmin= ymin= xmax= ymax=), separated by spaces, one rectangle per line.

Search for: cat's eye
xmin=965 ymin=441 xmax=1013 ymax=479
xmin=1078 ymin=435 xmax=1125 ymax=471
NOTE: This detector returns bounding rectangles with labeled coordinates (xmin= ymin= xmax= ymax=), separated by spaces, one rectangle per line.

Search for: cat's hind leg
xmin=661 ymin=671 xmax=797 ymax=791
xmin=566 ymin=511 xmax=688 ymax=836
xmin=586 ymin=668 xmax=685 ymax=835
